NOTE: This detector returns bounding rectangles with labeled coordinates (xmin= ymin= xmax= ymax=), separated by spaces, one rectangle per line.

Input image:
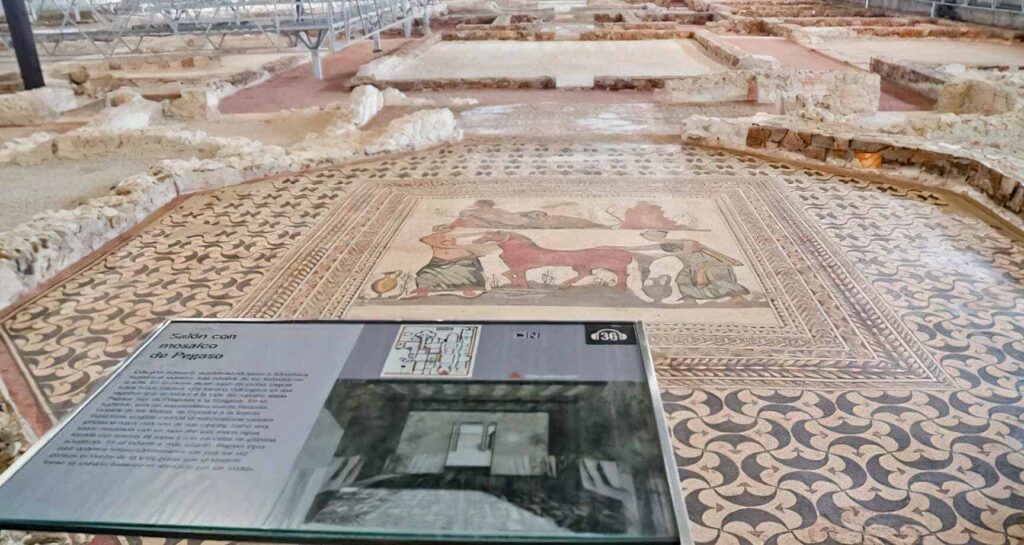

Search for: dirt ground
xmin=0 ymin=153 xmax=186 ymax=230
xmin=219 ymin=40 xmax=414 ymax=114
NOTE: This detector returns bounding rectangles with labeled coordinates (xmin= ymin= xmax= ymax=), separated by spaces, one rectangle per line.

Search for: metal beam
xmin=2 ymin=0 xmax=45 ymax=89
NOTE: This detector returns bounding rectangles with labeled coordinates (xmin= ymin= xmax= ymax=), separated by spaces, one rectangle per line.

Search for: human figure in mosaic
xmin=451 ymin=200 xmax=605 ymax=229
xmin=609 ymin=201 xmax=695 ymax=230
xmin=629 ymin=230 xmax=749 ymax=304
xmin=409 ymin=224 xmax=492 ymax=298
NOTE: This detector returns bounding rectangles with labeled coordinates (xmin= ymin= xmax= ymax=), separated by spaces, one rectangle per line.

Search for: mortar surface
xmin=808 ymin=37 xmax=1024 ymax=69
xmin=384 ymin=39 xmax=728 ymax=80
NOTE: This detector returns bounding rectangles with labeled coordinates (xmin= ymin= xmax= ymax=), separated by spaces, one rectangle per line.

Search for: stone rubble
xmin=0 ymin=397 xmax=23 ymax=474
xmin=681 ymin=112 xmax=1024 ymax=231
xmin=0 ymin=532 xmax=88 ymax=545
xmin=0 ymin=85 xmax=464 ymax=310
xmin=0 ymin=87 xmax=79 ymax=127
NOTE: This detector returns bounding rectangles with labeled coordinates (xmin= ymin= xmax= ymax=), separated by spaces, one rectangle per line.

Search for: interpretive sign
xmin=0 ymin=320 xmax=690 ymax=544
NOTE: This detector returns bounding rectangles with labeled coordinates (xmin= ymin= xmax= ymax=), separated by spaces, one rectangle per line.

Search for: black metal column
xmin=2 ymin=0 xmax=44 ymax=89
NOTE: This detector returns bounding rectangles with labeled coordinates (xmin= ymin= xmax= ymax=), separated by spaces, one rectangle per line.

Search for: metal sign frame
xmin=0 ymin=319 xmax=692 ymax=545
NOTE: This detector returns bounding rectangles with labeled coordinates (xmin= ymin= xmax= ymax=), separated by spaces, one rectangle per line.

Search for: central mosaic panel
xmin=235 ymin=177 xmax=951 ymax=390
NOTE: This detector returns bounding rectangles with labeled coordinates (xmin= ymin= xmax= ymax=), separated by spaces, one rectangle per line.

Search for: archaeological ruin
xmin=0 ymin=0 xmax=1022 ymax=540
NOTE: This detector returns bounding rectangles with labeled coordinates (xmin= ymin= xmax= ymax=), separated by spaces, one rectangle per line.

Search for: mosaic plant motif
xmin=2 ymin=142 xmax=1023 ymax=544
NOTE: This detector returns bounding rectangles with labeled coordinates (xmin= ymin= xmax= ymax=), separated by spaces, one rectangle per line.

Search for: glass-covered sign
xmin=0 ymin=320 xmax=690 ymax=544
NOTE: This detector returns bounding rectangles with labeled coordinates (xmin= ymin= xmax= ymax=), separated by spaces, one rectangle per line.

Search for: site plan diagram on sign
xmin=381 ymin=325 xmax=481 ymax=378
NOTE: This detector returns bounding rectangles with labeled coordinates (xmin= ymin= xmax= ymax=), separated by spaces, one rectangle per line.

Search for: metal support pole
xmin=2 ymin=0 xmax=45 ymax=89
xmin=311 ymin=47 xmax=322 ymax=79
xmin=326 ymin=0 xmax=338 ymax=51
xmin=422 ymin=2 xmax=430 ymax=33
xmin=402 ymin=0 xmax=412 ymax=37
xmin=372 ymin=29 xmax=381 ymax=51
xmin=343 ymin=0 xmax=351 ymax=41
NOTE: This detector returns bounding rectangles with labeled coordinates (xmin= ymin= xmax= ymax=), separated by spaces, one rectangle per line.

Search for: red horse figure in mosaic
xmin=473 ymin=231 xmax=633 ymax=289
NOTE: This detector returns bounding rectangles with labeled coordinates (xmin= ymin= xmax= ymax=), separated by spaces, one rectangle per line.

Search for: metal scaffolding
xmin=1 ymin=0 xmax=434 ymax=78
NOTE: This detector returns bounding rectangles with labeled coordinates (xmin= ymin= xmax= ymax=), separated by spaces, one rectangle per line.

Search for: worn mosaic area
xmin=2 ymin=141 xmax=1024 ymax=544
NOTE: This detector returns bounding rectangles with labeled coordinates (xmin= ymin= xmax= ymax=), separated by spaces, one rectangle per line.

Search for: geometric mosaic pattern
xmin=2 ymin=141 xmax=1023 ymax=544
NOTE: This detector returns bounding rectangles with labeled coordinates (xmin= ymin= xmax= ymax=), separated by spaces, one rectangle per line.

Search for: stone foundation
xmin=738 ymin=120 xmax=1024 ymax=223
xmin=0 ymin=87 xmax=78 ymax=127
xmin=0 ymin=86 xmax=464 ymax=311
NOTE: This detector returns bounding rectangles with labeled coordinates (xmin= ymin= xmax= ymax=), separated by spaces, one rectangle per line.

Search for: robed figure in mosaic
xmin=628 ymin=230 xmax=749 ymax=304
xmin=409 ymin=224 xmax=491 ymax=298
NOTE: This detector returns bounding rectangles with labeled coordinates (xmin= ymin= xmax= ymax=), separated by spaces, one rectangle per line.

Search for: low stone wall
xmin=936 ymin=79 xmax=1021 ymax=114
xmin=593 ymin=11 xmax=714 ymax=24
xmin=870 ymin=57 xmax=947 ymax=99
xmin=655 ymin=71 xmax=756 ymax=102
xmin=0 ymin=87 xmax=79 ymax=127
xmin=365 ymin=77 xmax=556 ymax=91
xmin=870 ymin=57 xmax=1023 ymax=114
xmin=0 ymin=398 xmax=24 ymax=473
xmin=686 ymin=117 xmax=1024 ymax=225
xmin=756 ymin=69 xmax=881 ymax=116
xmin=692 ymin=29 xmax=778 ymax=70
xmin=0 ymin=86 xmax=464 ymax=311
xmin=657 ymin=68 xmax=880 ymax=117
xmin=705 ymin=16 xmax=773 ymax=35
xmin=443 ymin=23 xmax=555 ymax=40
xmin=851 ymin=111 xmax=1024 ymax=154
xmin=579 ymin=23 xmax=694 ymax=40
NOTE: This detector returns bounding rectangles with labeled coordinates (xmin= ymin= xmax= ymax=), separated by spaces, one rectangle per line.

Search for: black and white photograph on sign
xmin=267 ymin=380 xmax=677 ymax=538
xmin=381 ymin=324 xmax=480 ymax=379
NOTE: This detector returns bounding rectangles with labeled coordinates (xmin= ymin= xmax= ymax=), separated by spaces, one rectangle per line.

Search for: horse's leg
xmin=509 ymin=268 xmax=529 ymax=288
xmin=560 ymin=267 xmax=589 ymax=289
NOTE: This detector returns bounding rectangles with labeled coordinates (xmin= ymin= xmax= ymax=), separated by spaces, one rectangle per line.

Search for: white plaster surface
xmin=459 ymin=102 xmax=766 ymax=137
xmin=808 ymin=38 xmax=1024 ymax=70
xmin=382 ymin=40 xmax=727 ymax=81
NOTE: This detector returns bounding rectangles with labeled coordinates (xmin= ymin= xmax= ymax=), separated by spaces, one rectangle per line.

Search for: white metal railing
xmin=2 ymin=0 xmax=434 ymax=78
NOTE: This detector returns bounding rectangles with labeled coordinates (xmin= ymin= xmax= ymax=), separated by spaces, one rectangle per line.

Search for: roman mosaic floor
xmin=2 ymin=140 xmax=1023 ymax=544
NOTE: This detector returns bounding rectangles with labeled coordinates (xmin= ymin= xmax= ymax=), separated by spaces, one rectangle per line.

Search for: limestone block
xmin=0 ymin=261 xmax=27 ymax=311
xmin=88 ymin=96 xmax=164 ymax=130
xmin=382 ymin=88 xmax=479 ymax=107
xmin=779 ymin=130 xmax=804 ymax=151
xmin=114 ymin=174 xmax=178 ymax=210
xmin=680 ymin=115 xmax=748 ymax=148
xmin=344 ymin=85 xmax=385 ymax=126
xmin=656 ymin=71 xmax=753 ymax=103
xmin=151 ymin=159 xmax=245 ymax=194
xmin=756 ymin=70 xmax=880 ymax=117
xmin=0 ymin=531 xmax=88 ymax=545
xmin=745 ymin=126 xmax=770 ymax=147
xmin=936 ymin=79 xmax=1020 ymax=115
xmin=364 ymin=108 xmax=463 ymax=155
xmin=1008 ymin=185 xmax=1024 ymax=213
xmin=67 ymin=65 xmax=89 ymax=85
xmin=108 ymin=86 xmax=143 ymax=107
xmin=164 ymin=87 xmax=218 ymax=120
xmin=0 ymin=132 xmax=55 ymax=166
xmin=0 ymin=87 xmax=78 ymax=126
